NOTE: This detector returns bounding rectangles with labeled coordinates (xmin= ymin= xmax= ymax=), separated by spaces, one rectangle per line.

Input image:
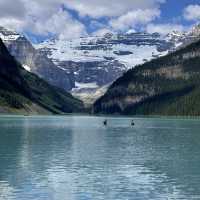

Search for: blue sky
xmin=67 ymin=0 xmax=200 ymax=33
xmin=0 ymin=0 xmax=199 ymax=42
xmin=158 ymin=0 xmax=200 ymax=25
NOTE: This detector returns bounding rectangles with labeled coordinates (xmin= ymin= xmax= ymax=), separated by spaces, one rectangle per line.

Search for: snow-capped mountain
xmin=36 ymin=32 xmax=174 ymax=68
xmin=1 ymin=25 xmax=199 ymax=105
xmin=0 ymin=26 xmax=74 ymax=91
xmin=35 ymin=32 xmax=177 ymax=104
xmin=166 ymin=26 xmax=200 ymax=50
xmin=190 ymin=24 xmax=200 ymax=37
xmin=0 ymin=26 xmax=20 ymax=41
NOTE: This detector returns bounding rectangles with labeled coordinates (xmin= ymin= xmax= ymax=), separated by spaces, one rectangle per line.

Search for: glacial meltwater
xmin=0 ymin=115 xmax=200 ymax=200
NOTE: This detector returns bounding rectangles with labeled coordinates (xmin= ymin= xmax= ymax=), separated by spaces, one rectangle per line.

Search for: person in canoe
xmin=103 ymin=119 xmax=107 ymax=126
xmin=131 ymin=120 xmax=135 ymax=126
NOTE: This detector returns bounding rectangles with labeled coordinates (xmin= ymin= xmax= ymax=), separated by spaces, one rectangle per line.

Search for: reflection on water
xmin=0 ymin=116 xmax=200 ymax=200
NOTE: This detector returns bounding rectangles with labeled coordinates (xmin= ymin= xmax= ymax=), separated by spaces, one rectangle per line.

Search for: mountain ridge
xmin=93 ymin=38 xmax=200 ymax=116
xmin=0 ymin=26 xmax=74 ymax=91
xmin=0 ymin=38 xmax=83 ymax=114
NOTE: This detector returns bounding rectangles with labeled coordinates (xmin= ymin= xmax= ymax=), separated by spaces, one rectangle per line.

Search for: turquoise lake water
xmin=0 ymin=115 xmax=200 ymax=200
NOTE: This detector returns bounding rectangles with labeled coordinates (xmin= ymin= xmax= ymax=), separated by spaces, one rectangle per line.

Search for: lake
xmin=0 ymin=115 xmax=200 ymax=200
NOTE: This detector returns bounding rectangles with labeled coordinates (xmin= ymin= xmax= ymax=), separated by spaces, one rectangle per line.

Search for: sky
xmin=0 ymin=0 xmax=199 ymax=43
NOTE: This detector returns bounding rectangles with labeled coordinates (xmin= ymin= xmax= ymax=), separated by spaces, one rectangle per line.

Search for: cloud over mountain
xmin=146 ymin=23 xmax=185 ymax=35
xmin=0 ymin=0 xmax=198 ymax=40
xmin=184 ymin=4 xmax=200 ymax=21
xmin=65 ymin=0 xmax=165 ymax=18
xmin=110 ymin=8 xmax=160 ymax=31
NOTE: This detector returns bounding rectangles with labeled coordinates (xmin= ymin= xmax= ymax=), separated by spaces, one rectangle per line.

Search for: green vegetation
xmin=0 ymin=39 xmax=84 ymax=114
xmin=93 ymin=39 xmax=200 ymax=116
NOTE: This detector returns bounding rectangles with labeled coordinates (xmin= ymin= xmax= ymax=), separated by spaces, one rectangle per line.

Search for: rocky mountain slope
xmin=0 ymin=38 xmax=83 ymax=114
xmin=36 ymin=32 xmax=173 ymax=95
xmin=93 ymin=38 xmax=200 ymax=116
xmin=0 ymin=26 xmax=74 ymax=91
xmin=36 ymin=27 xmax=200 ymax=104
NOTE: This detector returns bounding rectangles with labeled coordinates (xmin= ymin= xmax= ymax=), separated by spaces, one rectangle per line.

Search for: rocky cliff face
xmin=0 ymin=38 xmax=83 ymax=114
xmin=0 ymin=26 xmax=74 ymax=91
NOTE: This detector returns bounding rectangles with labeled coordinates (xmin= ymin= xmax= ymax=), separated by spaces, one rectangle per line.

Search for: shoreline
xmin=0 ymin=113 xmax=200 ymax=121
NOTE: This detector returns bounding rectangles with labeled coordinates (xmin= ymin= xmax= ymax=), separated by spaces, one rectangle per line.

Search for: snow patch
xmin=23 ymin=64 xmax=31 ymax=72
xmin=35 ymin=37 xmax=167 ymax=70
xmin=57 ymin=66 xmax=67 ymax=71
xmin=74 ymin=82 xmax=98 ymax=90
xmin=0 ymin=33 xmax=20 ymax=41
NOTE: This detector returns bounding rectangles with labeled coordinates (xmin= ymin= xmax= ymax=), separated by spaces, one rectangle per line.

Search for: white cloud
xmin=26 ymin=9 xmax=86 ymax=40
xmin=92 ymin=28 xmax=114 ymax=36
xmin=146 ymin=23 xmax=185 ymax=35
xmin=0 ymin=0 xmax=25 ymax=18
xmin=0 ymin=0 xmax=26 ymax=31
xmin=184 ymin=4 xmax=200 ymax=21
xmin=0 ymin=0 xmax=86 ymax=39
xmin=23 ymin=0 xmax=86 ymax=39
xmin=65 ymin=0 xmax=165 ymax=18
xmin=0 ymin=17 xmax=25 ymax=31
xmin=0 ymin=0 xmax=166 ymax=39
xmin=126 ymin=29 xmax=136 ymax=34
xmin=110 ymin=8 xmax=160 ymax=31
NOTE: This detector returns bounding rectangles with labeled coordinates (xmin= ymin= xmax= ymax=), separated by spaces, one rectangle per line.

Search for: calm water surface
xmin=0 ymin=115 xmax=200 ymax=200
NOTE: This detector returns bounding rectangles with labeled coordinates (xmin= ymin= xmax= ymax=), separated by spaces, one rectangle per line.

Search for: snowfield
xmin=36 ymin=35 xmax=168 ymax=69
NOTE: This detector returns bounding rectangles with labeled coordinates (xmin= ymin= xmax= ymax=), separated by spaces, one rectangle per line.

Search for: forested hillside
xmin=93 ymin=39 xmax=200 ymax=116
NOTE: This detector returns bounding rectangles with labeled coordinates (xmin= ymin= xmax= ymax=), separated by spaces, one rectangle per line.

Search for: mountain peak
xmin=190 ymin=23 xmax=200 ymax=36
xmin=126 ymin=29 xmax=136 ymax=34
xmin=103 ymin=32 xmax=114 ymax=39
xmin=0 ymin=38 xmax=83 ymax=114
xmin=0 ymin=26 xmax=21 ymax=41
